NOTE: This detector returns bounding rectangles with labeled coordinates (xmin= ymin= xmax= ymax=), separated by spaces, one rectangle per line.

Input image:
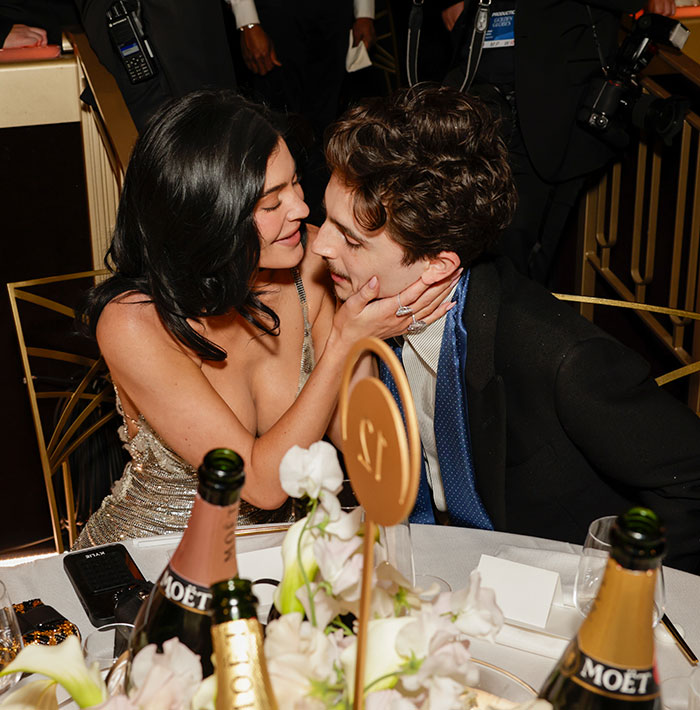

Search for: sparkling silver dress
xmin=74 ymin=268 xmax=315 ymax=549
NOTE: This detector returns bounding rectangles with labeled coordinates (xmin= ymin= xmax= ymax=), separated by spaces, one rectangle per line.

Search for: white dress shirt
xmin=229 ymin=0 xmax=375 ymax=28
xmin=401 ymin=284 xmax=458 ymax=512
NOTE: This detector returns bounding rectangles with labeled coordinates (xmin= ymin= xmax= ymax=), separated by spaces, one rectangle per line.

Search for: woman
xmin=74 ymin=90 xmax=452 ymax=548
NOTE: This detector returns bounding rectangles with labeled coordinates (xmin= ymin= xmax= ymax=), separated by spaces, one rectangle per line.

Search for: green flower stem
xmin=329 ymin=617 xmax=353 ymax=636
xmin=298 ymin=499 xmax=318 ymax=626
xmin=363 ymin=670 xmax=401 ymax=695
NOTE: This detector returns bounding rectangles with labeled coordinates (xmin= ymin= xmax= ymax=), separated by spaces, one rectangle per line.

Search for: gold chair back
xmin=7 ymin=270 xmax=117 ymax=552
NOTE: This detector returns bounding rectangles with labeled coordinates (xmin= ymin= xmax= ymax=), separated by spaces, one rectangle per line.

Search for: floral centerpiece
xmin=0 ymin=442 xmax=552 ymax=710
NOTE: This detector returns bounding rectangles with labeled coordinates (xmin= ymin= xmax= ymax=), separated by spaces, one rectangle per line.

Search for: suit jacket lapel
xmin=463 ymin=260 xmax=508 ymax=528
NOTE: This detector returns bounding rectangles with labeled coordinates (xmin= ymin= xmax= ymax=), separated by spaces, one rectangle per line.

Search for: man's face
xmin=312 ymin=174 xmax=428 ymax=300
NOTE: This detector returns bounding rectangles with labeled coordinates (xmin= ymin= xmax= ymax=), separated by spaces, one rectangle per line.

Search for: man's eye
xmin=345 ymin=237 xmax=361 ymax=250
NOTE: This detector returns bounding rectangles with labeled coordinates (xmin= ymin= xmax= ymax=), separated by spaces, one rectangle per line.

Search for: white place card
xmin=477 ymin=554 xmax=563 ymax=629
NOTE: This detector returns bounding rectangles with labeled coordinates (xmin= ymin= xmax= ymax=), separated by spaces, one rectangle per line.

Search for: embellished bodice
xmin=73 ymin=267 xmax=315 ymax=549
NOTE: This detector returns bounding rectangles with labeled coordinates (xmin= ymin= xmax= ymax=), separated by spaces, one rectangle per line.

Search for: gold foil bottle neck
xmin=212 ymin=618 xmax=279 ymax=710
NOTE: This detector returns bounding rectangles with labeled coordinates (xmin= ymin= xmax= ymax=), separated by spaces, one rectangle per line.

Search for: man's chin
xmin=333 ymin=284 xmax=350 ymax=302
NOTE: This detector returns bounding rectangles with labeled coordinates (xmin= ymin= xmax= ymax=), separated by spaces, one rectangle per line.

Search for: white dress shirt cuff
xmin=354 ymin=0 xmax=375 ymax=19
xmin=229 ymin=0 xmax=260 ymax=28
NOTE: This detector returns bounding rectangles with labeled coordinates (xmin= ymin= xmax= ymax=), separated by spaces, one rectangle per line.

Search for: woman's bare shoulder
xmin=96 ymin=292 xmax=174 ymax=358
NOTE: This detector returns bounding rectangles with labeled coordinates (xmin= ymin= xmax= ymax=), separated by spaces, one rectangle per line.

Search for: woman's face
xmin=255 ymin=139 xmax=309 ymax=270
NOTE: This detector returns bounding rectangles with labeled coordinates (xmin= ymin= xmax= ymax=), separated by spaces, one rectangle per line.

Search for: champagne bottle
xmin=129 ymin=448 xmax=245 ymax=678
xmin=539 ymin=507 xmax=665 ymax=709
xmin=210 ymin=577 xmax=279 ymax=710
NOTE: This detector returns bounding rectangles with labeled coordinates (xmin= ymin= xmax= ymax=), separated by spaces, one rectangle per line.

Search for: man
xmin=438 ymin=0 xmax=672 ymax=284
xmin=76 ymin=0 xmax=237 ymax=131
xmin=228 ymin=0 xmax=375 ymax=219
xmin=312 ymin=84 xmax=700 ymax=573
xmin=1 ymin=0 xmax=79 ymax=48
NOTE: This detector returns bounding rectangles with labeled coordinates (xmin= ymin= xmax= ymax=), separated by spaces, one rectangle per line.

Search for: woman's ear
xmin=422 ymin=251 xmax=461 ymax=284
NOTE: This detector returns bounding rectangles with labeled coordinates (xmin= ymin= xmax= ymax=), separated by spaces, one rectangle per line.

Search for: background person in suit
xmin=439 ymin=0 xmax=678 ymax=284
xmin=311 ymin=84 xmax=700 ymax=574
xmin=0 ymin=0 xmax=79 ymax=47
xmin=75 ymin=0 xmax=237 ymax=131
xmin=228 ymin=0 xmax=375 ymax=221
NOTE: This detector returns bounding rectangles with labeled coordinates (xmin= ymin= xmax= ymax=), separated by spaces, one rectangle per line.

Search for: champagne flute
xmin=573 ymin=515 xmax=665 ymax=625
xmin=0 ymin=581 xmax=23 ymax=696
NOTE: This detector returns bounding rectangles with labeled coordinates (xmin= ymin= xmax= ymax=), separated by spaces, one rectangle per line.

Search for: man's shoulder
xmin=466 ymin=256 xmax=621 ymax=374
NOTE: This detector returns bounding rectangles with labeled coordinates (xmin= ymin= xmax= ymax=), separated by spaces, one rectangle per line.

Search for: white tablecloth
xmin=2 ymin=525 xmax=698 ymax=698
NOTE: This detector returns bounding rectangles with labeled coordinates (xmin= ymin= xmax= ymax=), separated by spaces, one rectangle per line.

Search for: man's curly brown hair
xmin=325 ymin=83 xmax=516 ymax=267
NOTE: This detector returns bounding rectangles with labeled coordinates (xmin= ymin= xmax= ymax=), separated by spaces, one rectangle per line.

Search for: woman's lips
xmin=276 ymin=230 xmax=301 ymax=246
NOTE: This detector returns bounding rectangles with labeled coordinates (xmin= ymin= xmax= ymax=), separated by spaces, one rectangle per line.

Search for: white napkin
xmin=346 ymin=31 xmax=372 ymax=72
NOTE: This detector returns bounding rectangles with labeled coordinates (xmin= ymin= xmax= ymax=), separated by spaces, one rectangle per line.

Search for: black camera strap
xmin=406 ymin=0 xmax=424 ymax=87
xmin=587 ymin=4 xmax=610 ymax=74
xmin=407 ymin=0 xmax=492 ymax=91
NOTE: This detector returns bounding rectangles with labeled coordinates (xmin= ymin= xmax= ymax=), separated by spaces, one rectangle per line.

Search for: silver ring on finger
xmin=406 ymin=314 xmax=427 ymax=335
xmin=395 ymin=293 xmax=413 ymax=317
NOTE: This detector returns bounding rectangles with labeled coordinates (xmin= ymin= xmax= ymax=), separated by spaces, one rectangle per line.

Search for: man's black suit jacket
xmin=459 ymin=0 xmax=645 ymax=181
xmin=461 ymin=258 xmax=700 ymax=573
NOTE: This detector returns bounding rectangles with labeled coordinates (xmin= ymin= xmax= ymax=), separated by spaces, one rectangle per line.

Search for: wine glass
xmin=573 ymin=515 xmax=665 ymax=625
xmin=0 ymin=581 xmax=23 ymax=696
xmin=379 ymin=520 xmax=451 ymax=593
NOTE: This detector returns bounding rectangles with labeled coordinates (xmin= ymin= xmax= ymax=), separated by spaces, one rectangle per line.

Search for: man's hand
xmin=646 ymin=0 xmax=676 ymax=16
xmin=3 ymin=23 xmax=47 ymax=49
xmin=240 ymin=24 xmax=281 ymax=75
xmin=352 ymin=17 xmax=376 ymax=49
xmin=441 ymin=2 xmax=464 ymax=32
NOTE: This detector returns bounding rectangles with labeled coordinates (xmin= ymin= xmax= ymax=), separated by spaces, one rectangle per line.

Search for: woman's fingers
xmin=398 ymin=269 xmax=462 ymax=317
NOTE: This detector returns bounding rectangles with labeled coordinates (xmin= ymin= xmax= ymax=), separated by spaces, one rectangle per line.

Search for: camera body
xmin=578 ymin=13 xmax=690 ymax=148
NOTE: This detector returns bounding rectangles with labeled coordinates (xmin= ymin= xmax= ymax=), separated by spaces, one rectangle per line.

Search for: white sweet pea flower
xmin=295 ymin=582 xmax=343 ymax=631
xmin=128 ymin=638 xmax=202 ymax=710
xmin=323 ymin=506 xmax=363 ymax=540
xmin=94 ymin=697 xmax=137 ymax=710
xmin=365 ymin=688 xmax=417 ymax=710
xmin=450 ymin=570 xmax=504 ymax=639
xmin=400 ymin=640 xmax=477 ymax=697
xmin=395 ymin=606 xmax=456 ymax=664
xmin=0 ymin=635 xmax=105 ymax=709
xmin=314 ymin=534 xmax=364 ymax=600
xmin=279 ymin=441 xmax=343 ymax=501
xmin=265 ymin=613 xmax=341 ymax=710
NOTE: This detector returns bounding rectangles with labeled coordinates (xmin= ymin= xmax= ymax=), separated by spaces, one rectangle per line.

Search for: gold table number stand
xmin=339 ymin=337 xmax=421 ymax=710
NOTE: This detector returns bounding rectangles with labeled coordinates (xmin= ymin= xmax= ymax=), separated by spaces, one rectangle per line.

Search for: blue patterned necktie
xmin=379 ymin=272 xmax=493 ymax=529
xmin=435 ymin=273 xmax=493 ymax=529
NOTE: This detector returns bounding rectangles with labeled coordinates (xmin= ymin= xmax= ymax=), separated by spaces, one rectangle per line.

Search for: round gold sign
xmin=340 ymin=338 xmax=421 ymax=527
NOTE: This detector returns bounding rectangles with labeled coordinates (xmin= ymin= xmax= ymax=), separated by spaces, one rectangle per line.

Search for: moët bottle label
xmin=564 ymin=645 xmax=660 ymax=700
xmin=160 ymin=567 xmax=212 ymax=614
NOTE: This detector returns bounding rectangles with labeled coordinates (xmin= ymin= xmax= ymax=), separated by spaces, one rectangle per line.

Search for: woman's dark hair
xmin=83 ymin=89 xmax=283 ymax=361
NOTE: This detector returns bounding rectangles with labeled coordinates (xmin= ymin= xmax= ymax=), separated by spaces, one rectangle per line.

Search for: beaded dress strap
xmin=292 ymin=267 xmax=315 ymax=394
xmin=113 ymin=384 xmax=141 ymax=428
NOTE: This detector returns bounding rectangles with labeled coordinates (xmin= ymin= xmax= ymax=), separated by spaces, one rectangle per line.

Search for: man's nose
xmin=311 ymin=223 xmax=335 ymax=257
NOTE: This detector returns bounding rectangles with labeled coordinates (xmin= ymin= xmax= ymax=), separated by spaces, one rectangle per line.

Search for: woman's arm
xmin=98 ymin=272 xmax=454 ymax=510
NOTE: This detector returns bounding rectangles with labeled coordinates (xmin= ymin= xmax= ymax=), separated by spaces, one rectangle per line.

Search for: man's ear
xmin=421 ymin=251 xmax=461 ymax=284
